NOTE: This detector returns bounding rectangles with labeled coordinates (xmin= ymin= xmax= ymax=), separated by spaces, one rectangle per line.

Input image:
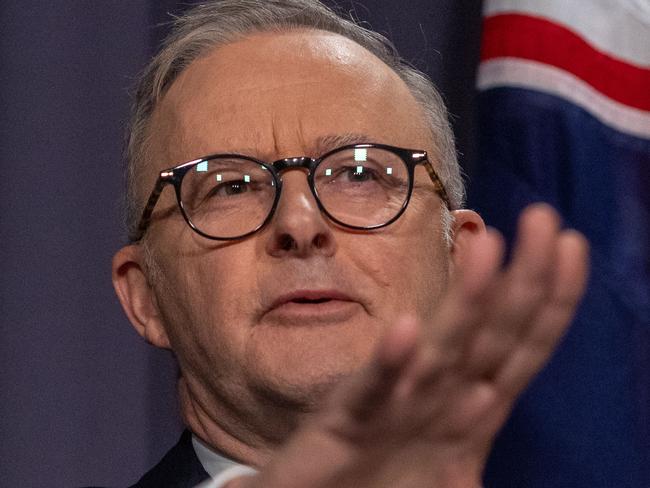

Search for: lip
xmin=263 ymin=289 xmax=360 ymax=324
xmin=269 ymin=289 xmax=355 ymax=310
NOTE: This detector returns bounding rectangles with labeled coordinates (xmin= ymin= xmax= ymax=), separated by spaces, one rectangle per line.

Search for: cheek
xmin=357 ymin=203 xmax=449 ymax=322
xmin=153 ymin=239 xmax=261 ymax=373
xmin=409 ymin=214 xmax=451 ymax=321
xmin=189 ymin=250 xmax=260 ymax=336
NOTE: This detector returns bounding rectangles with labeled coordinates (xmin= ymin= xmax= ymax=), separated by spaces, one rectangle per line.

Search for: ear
xmin=112 ymin=245 xmax=171 ymax=349
xmin=449 ymin=209 xmax=486 ymax=271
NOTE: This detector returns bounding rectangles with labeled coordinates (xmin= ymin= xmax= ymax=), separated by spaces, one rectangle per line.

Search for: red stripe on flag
xmin=481 ymin=14 xmax=650 ymax=111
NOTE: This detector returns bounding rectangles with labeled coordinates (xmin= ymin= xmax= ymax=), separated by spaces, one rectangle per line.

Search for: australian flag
xmin=469 ymin=1 xmax=650 ymax=486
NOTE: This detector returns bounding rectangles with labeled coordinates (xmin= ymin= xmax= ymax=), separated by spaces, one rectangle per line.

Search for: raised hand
xmin=226 ymin=204 xmax=589 ymax=488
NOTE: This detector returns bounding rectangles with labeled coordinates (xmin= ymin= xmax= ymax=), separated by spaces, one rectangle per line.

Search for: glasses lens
xmin=180 ymin=157 xmax=276 ymax=238
xmin=313 ymin=147 xmax=410 ymax=227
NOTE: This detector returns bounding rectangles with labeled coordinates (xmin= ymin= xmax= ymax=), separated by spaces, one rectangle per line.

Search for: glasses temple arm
xmin=128 ymin=175 xmax=169 ymax=242
xmin=421 ymin=160 xmax=452 ymax=210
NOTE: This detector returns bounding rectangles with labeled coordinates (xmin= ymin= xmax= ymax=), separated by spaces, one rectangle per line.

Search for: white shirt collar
xmin=191 ymin=434 xmax=258 ymax=488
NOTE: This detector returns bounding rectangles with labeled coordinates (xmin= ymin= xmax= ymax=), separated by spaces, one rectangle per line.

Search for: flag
xmin=470 ymin=1 xmax=650 ymax=486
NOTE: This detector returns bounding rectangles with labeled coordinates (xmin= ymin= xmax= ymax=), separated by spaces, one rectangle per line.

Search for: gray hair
xmin=124 ymin=0 xmax=465 ymax=240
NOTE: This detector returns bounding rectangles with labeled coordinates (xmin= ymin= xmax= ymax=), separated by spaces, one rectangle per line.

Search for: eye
xmin=210 ymin=180 xmax=251 ymax=197
xmin=326 ymin=165 xmax=380 ymax=183
xmin=343 ymin=165 xmax=376 ymax=182
xmin=203 ymin=172 xmax=271 ymax=200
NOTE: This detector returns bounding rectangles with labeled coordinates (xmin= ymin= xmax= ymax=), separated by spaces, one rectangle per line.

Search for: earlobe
xmin=449 ymin=209 xmax=487 ymax=270
xmin=112 ymin=245 xmax=171 ymax=350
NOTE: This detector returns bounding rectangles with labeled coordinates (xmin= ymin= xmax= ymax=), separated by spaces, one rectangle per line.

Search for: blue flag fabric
xmin=470 ymin=1 xmax=650 ymax=487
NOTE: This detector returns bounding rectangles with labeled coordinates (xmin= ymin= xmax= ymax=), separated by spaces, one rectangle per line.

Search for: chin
xmin=244 ymin=316 xmax=383 ymax=409
xmin=247 ymin=349 xmax=366 ymax=411
xmin=251 ymin=368 xmax=353 ymax=414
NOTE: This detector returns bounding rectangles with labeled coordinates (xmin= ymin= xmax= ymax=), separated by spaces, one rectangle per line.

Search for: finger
xmin=451 ymin=229 xmax=589 ymax=447
xmin=427 ymin=227 xmax=505 ymax=348
xmin=509 ymin=203 xmax=561 ymax=288
xmin=338 ymin=316 xmax=420 ymax=422
xmin=454 ymin=227 xmax=506 ymax=300
xmin=462 ymin=204 xmax=561 ymax=378
xmin=495 ymin=229 xmax=589 ymax=396
xmin=392 ymin=229 xmax=504 ymax=406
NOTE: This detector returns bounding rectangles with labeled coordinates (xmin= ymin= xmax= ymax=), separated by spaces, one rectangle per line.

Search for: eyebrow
xmin=202 ymin=132 xmax=375 ymax=163
xmin=313 ymin=133 xmax=375 ymax=154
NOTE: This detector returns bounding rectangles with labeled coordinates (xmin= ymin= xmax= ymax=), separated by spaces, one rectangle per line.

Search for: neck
xmin=178 ymin=375 xmax=309 ymax=468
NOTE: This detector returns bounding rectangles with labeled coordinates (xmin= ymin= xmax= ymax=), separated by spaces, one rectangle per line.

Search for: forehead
xmin=149 ymin=29 xmax=430 ymax=168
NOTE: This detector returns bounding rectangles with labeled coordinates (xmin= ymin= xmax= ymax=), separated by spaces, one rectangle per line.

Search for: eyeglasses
xmin=130 ymin=143 xmax=450 ymax=242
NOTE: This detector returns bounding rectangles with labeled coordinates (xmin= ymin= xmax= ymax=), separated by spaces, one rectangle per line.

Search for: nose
xmin=265 ymin=170 xmax=336 ymax=258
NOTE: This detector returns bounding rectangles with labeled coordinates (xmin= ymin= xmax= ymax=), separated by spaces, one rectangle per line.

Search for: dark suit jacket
xmin=129 ymin=430 xmax=210 ymax=488
xmin=83 ymin=430 xmax=210 ymax=488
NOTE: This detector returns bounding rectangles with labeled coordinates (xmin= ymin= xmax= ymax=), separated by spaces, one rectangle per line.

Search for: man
xmin=111 ymin=1 xmax=589 ymax=486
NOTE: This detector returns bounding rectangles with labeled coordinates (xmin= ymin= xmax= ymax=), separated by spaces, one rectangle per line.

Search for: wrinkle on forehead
xmin=147 ymin=29 xmax=431 ymax=175
xmin=209 ymin=132 xmax=380 ymax=161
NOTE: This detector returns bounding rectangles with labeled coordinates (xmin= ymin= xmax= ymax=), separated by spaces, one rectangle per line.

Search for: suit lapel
xmin=130 ymin=430 xmax=209 ymax=488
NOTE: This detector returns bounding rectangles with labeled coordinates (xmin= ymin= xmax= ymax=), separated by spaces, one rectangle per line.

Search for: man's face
xmin=143 ymin=30 xmax=452 ymax=414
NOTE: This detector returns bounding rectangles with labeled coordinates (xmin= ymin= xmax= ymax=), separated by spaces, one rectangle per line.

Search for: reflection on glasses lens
xmin=180 ymin=157 xmax=276 ymax=238
xmin=313 ymin=147 xmax=409 ymax=228
xmin=178 ymin=146 xmax=412 ymax=239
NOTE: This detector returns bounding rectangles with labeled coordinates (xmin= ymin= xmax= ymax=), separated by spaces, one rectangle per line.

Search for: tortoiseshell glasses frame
xmin=130 ymin=143 xmax=451 ymax=242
